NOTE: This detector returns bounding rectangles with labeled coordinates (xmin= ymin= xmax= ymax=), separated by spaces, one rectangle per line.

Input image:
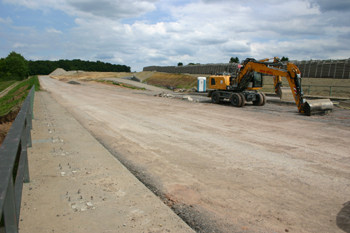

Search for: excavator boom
xmin=241 ymin=58 xmax=333 ymax=115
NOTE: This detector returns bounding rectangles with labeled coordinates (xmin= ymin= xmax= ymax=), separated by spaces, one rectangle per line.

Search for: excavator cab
xmin=244 ymin=71 xmax=263 ymax=90
xmin=252 ymin=72 xmax=263 ymax=88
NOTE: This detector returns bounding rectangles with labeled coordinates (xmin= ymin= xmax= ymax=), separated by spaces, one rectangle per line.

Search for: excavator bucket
xmin=276 ymin=87 xmax=294 ymax=102
xmin=303 ymin=99 xmax=334 ymax=116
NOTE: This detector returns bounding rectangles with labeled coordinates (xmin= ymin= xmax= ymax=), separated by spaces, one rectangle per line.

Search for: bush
xmin=1 ymin=52 xmax=29 ymax=80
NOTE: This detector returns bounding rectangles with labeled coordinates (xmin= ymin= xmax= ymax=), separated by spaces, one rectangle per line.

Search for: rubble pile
xmin=155 ymin=93 xmax=194 ymax=102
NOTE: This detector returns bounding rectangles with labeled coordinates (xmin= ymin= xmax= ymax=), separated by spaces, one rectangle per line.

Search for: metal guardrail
xmin=0 ymin=85 xmax=34 ymax=233
xmin=263 ymin=84 xmax=350 ymax=97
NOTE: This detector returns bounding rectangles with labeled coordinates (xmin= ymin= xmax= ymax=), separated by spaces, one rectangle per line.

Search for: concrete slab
xmin=19 ymin=91 xmax=194 ymax=233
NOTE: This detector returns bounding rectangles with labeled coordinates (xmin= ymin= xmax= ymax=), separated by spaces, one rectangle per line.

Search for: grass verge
xmin=0 ymin=76 xmax=40 ymax=117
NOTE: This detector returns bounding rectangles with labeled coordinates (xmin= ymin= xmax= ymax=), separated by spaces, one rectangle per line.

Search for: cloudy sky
xmin=0 ymin=0 xmax=349 ymax=71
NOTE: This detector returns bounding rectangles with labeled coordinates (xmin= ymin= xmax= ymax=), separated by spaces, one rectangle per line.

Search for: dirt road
xmin=0 ymin=81 xmax=20 ymax=98
xmin=39 ymin=76 xmax=350 ymax=233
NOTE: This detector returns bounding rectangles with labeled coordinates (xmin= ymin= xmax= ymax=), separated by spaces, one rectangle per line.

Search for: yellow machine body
xmin=209 ymin=75 xmax=231 ymax=90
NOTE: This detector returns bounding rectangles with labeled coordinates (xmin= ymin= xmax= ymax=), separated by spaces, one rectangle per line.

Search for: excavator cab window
xmin=252 ymin=72 xmax=263 ymax=87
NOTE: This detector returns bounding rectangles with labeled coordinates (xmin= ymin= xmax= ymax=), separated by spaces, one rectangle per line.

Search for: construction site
xmin=2 ymin=59 xmax=350 ymax=233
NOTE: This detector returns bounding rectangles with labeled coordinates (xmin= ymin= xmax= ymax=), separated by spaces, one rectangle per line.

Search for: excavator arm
xmin=235 ymin=58 xmax=333 ymax=115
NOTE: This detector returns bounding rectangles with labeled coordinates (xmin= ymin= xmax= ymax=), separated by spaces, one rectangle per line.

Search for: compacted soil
xmin=39 ymin=76 xmax=350 ymax=233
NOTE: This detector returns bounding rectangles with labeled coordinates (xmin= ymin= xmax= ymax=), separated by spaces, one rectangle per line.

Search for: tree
xmin=178 ymin=62 xmax=183 ymax=66
xmin=0 ymin=58 xmax=5 ymax=78
xmin=1 ymin=51 xmax=29 ymax=80
xmin=281 ymin=56 xmax=289 ymax=61
xmin=229 ymin=57 xmax=239 ymax=63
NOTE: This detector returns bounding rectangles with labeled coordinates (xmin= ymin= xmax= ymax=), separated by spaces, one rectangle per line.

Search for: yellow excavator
xmin=208 ymin=57 xmax=333 ymax=115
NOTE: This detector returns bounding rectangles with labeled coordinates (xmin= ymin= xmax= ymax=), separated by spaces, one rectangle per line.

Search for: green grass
xmin=0 ymin=76 xmax=40 ymax=117
xmin=0 ymin=80 xmax=17 ymax=92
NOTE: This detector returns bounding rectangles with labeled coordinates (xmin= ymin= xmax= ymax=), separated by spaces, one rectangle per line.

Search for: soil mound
xmin=49 ymin=68 xmax=67 ymax=76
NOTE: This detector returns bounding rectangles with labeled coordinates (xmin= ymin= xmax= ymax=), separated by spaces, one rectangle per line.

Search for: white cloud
xmin=66 ymin=0 xmax=157 ymax=20
xmin=221 ymin=40 xmax=251 ymax=53
xmin=94 ymin=52 xmax=115 ymax=60
xmin=307 ymin=0 xmax=350 ymax=12
xmin=46 ymin=28 xmax=63 ymax=34
xmin=3 ymin=0 xmax=157 ymax=20
xmin=0 ymin=17 xmax=13 ymax=24
xmin=2 ymin=0 xmax=350 ymax=71
xmin=3 ymin=0 xmax=66 ymax=11
xmin=14 ymin=42 xmax=26 ymax=48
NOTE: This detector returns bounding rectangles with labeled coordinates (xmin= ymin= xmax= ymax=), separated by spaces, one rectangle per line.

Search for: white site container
xmin=197 ymin=77 xmax=206 ymax=92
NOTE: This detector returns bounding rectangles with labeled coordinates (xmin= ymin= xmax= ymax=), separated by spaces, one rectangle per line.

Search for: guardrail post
xmin=308 ymin=86 xmax=310 ymax=95
xmin=23 ymin=150 xmax=30 ymax=183
xmin=26 ymin=110 xmax=32 ymax=148
xmin=21 ymin=119 xmax=30 ymax=184
xmin=27 ymin=85 xmax=34 ymax=147
xmin=329 ymin=86 xmax=332 ymax=97
xmin=30 ymin=86 xmax=34 ymax=121
xmin=3 ymin=176 xmax=19 ymax=233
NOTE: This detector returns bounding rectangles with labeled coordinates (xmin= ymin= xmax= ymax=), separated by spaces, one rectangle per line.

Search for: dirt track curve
xmin=39 ymin=76 xmax=350 ymax=233
xmin=0 ymin=81 xmax=20 ymax=98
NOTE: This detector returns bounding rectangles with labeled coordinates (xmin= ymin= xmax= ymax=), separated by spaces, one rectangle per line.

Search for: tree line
xmin=0 ymin=51 xmax=131 ymax=81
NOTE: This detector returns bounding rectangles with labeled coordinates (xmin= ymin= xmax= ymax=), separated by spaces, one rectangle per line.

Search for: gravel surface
xmin=19 ymin=90 xmax=194 ymax=233
xmin=39 ymin=76 xmax=350 ymax=233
